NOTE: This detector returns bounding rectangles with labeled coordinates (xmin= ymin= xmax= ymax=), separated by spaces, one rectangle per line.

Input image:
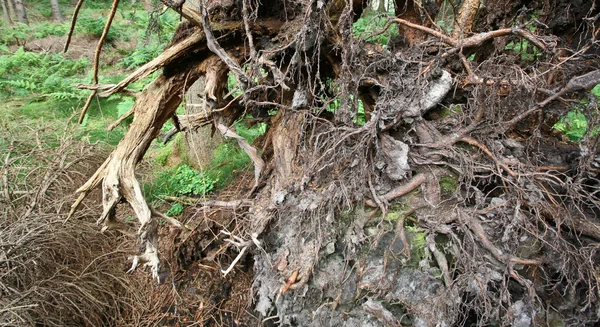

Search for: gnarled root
xmin=68 ymin=65 xmax=205 ymax=280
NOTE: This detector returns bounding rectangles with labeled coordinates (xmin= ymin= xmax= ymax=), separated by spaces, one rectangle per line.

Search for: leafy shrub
xmin=0 ymin=21 xmax=68 ymax=47
xmin=553 ymin=110 xmax=588 ymax=142
xmin=120 ymin=40 xmax=164 ymax=70
xmin=78 ymin=17 xmax=120 ymax=41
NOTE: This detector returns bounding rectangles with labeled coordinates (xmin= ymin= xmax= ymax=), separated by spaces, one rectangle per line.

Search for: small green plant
xmin=226 ymin=72 xmax=243 ymax=97
xmin=353 ymin=13 xmax=398 ymax=48
xmin=505 ymin=40 xmax=541 ymax=62
xmin=553 ymin=110 xmax=588 ymax=142
xmin=170 ymin=164 xmax=216 ymax=196
xmin=166 ymin=203 xmax=184 ymax=217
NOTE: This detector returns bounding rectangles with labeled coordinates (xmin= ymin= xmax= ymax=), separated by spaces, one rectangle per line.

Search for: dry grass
xmin=0 ymin=124 xmax=160 ymax=326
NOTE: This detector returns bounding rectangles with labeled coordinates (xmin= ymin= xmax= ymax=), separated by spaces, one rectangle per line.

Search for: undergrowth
xmin=144 ymin=120 xmax=268 ymax=216
xmin=0 ymin=47 xmax=89 ymax=100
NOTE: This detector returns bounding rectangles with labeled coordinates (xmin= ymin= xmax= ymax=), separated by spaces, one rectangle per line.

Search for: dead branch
xmin=199 ymin=0 xmax=249 ymax=88
xmin=63 ymin=0 xmax=85 ymax=53
xmin=391 ymin=18 xmax=548 ymax=52
xmin=68 ymin=61 xmax=207 ymax=280
xmin=215 ymin=121 xmax=265 ymax=193
xmin=107 ymin=108 xmax=134 ymax=131
xmin=75 ymin=83 xmax=138 ymax=98
xmin=78 ymin=0 xmax=120 ymax=124
xmin=98 ymin=31 xmax=205 ymax=98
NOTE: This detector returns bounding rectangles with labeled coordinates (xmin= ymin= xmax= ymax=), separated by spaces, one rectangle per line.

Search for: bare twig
xmin=63 ymin=0 xmax=85 ymax=53
xmin=78 ymin=0 xmax=121 ymax=124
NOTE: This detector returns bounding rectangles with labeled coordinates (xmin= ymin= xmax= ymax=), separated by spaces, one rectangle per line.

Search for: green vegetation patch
xmin=353 ymin=13 xmax=398 ymax=48
xmin=0 ymin=47 xmax=89 ymax=100
xmin=553 ymin=110 xmax=588 ymax=142
xmin=439 ymin=176 xmax=457 ymax=195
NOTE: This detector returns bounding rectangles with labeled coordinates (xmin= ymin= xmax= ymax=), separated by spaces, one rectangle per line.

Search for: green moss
xmin=438 ymin=105 xmax=462 ymax=119
xmin=405 ymin=224 xmax=428 ymax=265
xmin=439 ymin=176 xmax=457 ymax=195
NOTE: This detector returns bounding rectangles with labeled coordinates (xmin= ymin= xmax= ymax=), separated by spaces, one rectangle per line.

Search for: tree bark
xmin=49 ymin=0 xmax=64 ymax=22
xmin=182 ymin=75 xmax=225 ymax=170
xmin=377 ymin=0 xmax=386 ymax=12
xmin=6 ymin=0 xmax=16 ymax=22
xmin=13 ymin=0 xmax=27 ymax=24
xmin=394 ymin=0 xmax=424 ymax=45
xmin=1 ymin=0 xmax=12 ymax=24
xmin=452 ymin=0 xmax=481 ymax=38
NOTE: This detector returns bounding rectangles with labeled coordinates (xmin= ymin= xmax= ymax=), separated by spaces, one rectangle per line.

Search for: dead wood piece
xmin=63 ymin=0 xmax=85 ymax=53
xmin=365 ymin=173 xmax=427 ymax=207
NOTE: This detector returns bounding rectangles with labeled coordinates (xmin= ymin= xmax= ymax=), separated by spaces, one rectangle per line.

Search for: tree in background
xmin=1 ymin=0 xmax=13 ymax=24
xmin=13 ymin=0 xmax=27 ymax=24
xmin=49 ymin=0 xmax=63 ymax=22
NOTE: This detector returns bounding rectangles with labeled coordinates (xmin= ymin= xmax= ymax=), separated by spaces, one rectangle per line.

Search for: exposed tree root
xmin=68 ymin=64 xmax=206 ymax=279
xmin=63 ymin=0 xmax=600 ymax=325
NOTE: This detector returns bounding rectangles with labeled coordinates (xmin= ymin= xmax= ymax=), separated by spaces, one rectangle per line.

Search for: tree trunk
xmin=1 ymin=0 xmax=12 ymax=24
xmin=394 ymin=0 xmax=424 ymax=45
xmin=6 ymin=0 xmax=15 ymax=22
xmin=182 ymin=76 xmax=225 ymax=170
xmin=144 ymin=0 xmax=152 ymax=12
xmin=49 ymin=0 xmax=63 ymax=22
xmin=13 ymin=0 xmax=27 ymax=24
xmin=452 ymin=0 xmax=481 ymax=38
xmin=377 ymin=0 xmax=386 ymax=12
